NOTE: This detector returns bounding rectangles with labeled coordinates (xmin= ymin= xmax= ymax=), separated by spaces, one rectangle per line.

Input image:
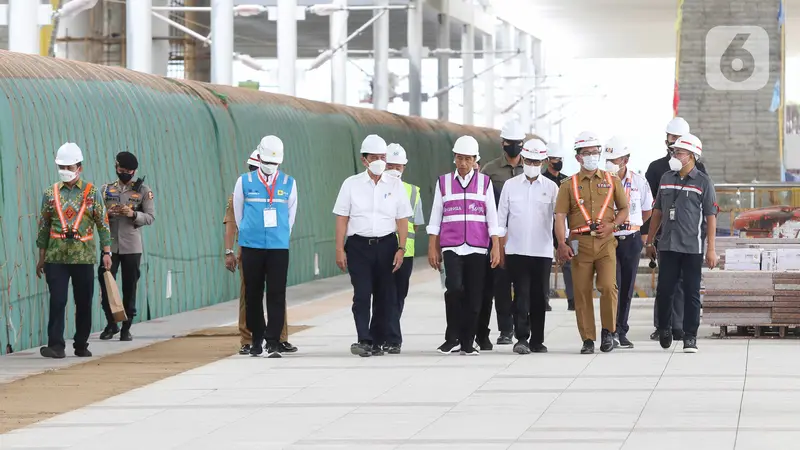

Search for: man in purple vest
xmin=427 ymin=135 xmax=503 ymax=356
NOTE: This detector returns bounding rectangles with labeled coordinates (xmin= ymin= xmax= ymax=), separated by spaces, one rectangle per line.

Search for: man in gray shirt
xmin=99 ymin=152 xmax=156 ymax=341
xmin=645 ymin=134 xmax=718 ymax=353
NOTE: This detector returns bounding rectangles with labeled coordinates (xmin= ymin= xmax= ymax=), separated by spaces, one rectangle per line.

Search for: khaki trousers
xmin=238 ymin=268 xmax=288 ymax=345
xmin=570 ymin=236 xmax=618 ymax=341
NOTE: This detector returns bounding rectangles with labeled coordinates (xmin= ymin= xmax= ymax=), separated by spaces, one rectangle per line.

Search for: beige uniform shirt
xmin=102 ymin=180 xmax=156 ymax=254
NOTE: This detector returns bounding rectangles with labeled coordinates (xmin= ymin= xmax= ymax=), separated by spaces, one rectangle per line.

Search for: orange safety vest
xmin=50 ymin=182 xmax=95 ymax=242
xmin=570 ymin=171 xmax=614 ymax=235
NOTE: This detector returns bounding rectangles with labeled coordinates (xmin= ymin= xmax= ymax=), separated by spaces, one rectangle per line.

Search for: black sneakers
xmin=279 ymin=342 xmax=298 ymax=353
xmin=683 ymin=336 xmax=698 ymax=353
xmin=476 ymin=336 xmax=494 ymax=351
xmin=264 ymin=341 xmax=282 ymax=358
xmin=616 ymin=334 xmax=634 ymax=349
xmin=350 ymin=341 xmax=372 ymax=357
xmin=567 ymin=300 xmax=575 ymax=311
xmin=120 ymin=330 xmax=133 ymax=342
xmin=600 ymin=329 xmax=614 ymax=353
xmin=437 ymin=341 xmax=460 ymax=354
xmin=370 ymin=344 xmax=385 ymax=356
xmin=659 ymin=329 xmax=673 ymax=349
xmin=239 ymin=344 xmax=251 ymax=355
xmin=74 ymin=348 xmax=93 ymax=358
xmin=530 ymin=343 xmax=548 ymax=353
xmin=460 ymin=346 xmax=480 ymax=356
xmin=39 ymin=346 xmax=66 ymax=359
xmin=99 ymin=325 xmax=119 ymax=341
xmin=496 ymin=333 xmax=513 ymax=345
xmin=650 ymin=329 xmax=659 ymax=341
xmin=580 ymin=340 xmax=595 ymax=354
xmin=513 ymin=341 xmax=531 ymax=355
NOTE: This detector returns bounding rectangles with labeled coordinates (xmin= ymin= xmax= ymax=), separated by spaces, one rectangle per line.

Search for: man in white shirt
xmin=428 ymin=136 xmax=502 ymax=356
xmin=604 ymin=136 xmax=653 ymax=349
xmin=498 ymin=139 xmax=559 ymax=354
xmin=333 ymin=135 xmax=413 ymax=357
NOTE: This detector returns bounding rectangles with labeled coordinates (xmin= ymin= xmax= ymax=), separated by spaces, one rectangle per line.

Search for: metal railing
xmin=714 ymin=183 xmax=800 ymax=236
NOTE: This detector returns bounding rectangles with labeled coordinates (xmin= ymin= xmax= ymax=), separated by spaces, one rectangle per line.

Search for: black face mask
xmin=503 ymin=141 xmax=523 ymax=158
xmin=117 ymin=171 xmax=134 ymax=183
xmin=550 ymin=161 xmax=563 ymax=172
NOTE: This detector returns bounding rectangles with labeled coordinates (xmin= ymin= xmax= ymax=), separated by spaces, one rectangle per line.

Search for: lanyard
xmin=257 ymin=170 xmax=277 ymax=205
xmin=668 ymin=176 xmax=692 ymax=211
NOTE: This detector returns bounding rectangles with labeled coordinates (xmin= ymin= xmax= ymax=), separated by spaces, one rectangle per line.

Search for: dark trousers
xmin=477 ymin=255 xmax=514 ymax=340
xmin=615 ymin=232 xmax=642 ymax=338
xmin=507 ymin=255 xmax=551 ymax=345
xmin=443 ymin=251 xmax=487 ymax=349
xmin=655 ymin=251 xmax=703 ymax=337
xmin=653 ymin=256 xmax=686 ymax=332
xmin=241 ymin=247 xmax=289 ymax=343
xmin=44 ymin=263 xmax=94 ymax=351
xmin=98 ymin=253 xmax=141 ymax=330
xmin=562 ymin=259 xmax=574 ymax=302
xmin=346 ymin=234 xmax=398 ymax=344
xmin=371 ymin=255 xmax=412 ymax=345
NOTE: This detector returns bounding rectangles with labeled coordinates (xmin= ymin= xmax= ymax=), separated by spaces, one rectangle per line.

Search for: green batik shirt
xmin=36 ymin=179 xmax=112 ymax=264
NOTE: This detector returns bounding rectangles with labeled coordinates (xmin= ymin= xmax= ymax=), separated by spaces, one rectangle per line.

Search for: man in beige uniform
xmin=99 ymin=152 xmax=155 ymax=342
xmin=224 ymin=150 xmax=295 ymax=355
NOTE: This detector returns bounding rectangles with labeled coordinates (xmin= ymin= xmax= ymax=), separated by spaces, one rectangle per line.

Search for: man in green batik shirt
xmin=35 ymin=142 xmax=112 ymax=359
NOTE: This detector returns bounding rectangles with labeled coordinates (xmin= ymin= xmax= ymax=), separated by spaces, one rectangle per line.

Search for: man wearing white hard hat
xmin=645 ymin=133 xmax=718 ymax=353
xmin=555 ymin=131 xmax=629 ymax=354
xmin=476 ymin=120 xmax=526 ymax=350
xmin=543 ymin=143 xmax=574 ymax=311
xmin=35 ymin=142 xmax=112 ymax=359
xmin=233 ymin=135 xmax=299 ymax=358
xmin=604 ymin=137 xmax=654 ymax=349
xmin=225 ymin=149 xmax=296 ymax=356
xmin=644 ymin=117 xmax=708 ymax=341
xmin=497 ymin=139 xmax=558 ymax=354
xmin=428 ymin=135 xmax=502 ymax=356
xmin=369 ymin=143 xmax=425 ymax=354
xmin=333 ymin=135 xmax=412 ymax=357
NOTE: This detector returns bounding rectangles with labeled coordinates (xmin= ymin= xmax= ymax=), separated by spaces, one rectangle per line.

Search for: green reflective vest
xmin=403 ymin=182 xmax=419 ymax=257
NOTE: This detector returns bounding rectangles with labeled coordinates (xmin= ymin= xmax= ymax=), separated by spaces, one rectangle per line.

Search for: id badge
xmin=263 ymin=208 xmax=277 ymax=228
xmin=668 ymin=207 xmax=676 ymax=221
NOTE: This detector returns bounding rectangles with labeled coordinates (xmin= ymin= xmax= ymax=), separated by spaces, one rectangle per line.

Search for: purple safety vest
xmin=438 ymin=170 xmax=491 ymax=249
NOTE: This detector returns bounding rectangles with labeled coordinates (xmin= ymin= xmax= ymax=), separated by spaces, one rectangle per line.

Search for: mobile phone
xmin=569 ymin=240 xmax=579 ymax=256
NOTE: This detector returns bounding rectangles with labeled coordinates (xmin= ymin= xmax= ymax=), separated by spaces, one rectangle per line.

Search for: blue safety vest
xmin=238 ymin=170 xmax=294 ymax=249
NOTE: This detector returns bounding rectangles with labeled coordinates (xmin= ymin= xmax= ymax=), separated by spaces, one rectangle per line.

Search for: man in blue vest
xmin=232 ymin=135 xmax=298 ymax=358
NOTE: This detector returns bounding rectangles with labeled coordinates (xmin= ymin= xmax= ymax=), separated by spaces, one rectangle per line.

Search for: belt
xmin=615 ymin=231 xmax=641 ymax=241
xmin=350 ymin=234 xmax=394 ymax=245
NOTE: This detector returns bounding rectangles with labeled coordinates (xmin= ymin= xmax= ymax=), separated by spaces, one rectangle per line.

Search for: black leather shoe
xmin=659 ymin=329 xmax=673 ymax=349
xmin=350 ymin=342 xmax=372 ymax=357
xmin=580 ymin=340 xmax=595 ymax=354
xmin=530 ymin=343 xmax=548 ymax=353
xmin=567 ymin=300 xmax=575 ymax=311
xmin=650 ymin=329 xmax=659 ymax=341
xmin=673 ymin=329 xmax=685 ymax=340
xmin=600 ymin=329 xmax=614 ymax=353
xmin=279 ymin=341 xmax=298 ymax=353
xmin=545 ymin=300 xmax=552 ymax=312
xmin=40 ymin=346 xmax=66 ymax=359
xmin=120 ymin=330 xmax=133 ymax=342
xmin=496 ymin=333 xmax=513 ymax=345
xmin=74 ymin=348 xmax=93 ymax=358
xmin=513 ymin=342 xmax=531 ymax=354
xmin=239 ymin=344 xmax=251 ymax=355
xmin=476 ymin=336 xmax=493 ymax=351
xmin=99 ymin=325 xmax=118 ymax=340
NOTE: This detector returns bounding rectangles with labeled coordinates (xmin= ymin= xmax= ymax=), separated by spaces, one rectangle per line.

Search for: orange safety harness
xmin=570 ymin=171 xmax=615 ymax=236
xmin=50 ymin=182 xmax=94 ymax=242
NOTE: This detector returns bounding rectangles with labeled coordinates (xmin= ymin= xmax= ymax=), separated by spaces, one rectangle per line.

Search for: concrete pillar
xmin=519 ymin=32 xmax=532 ymax=133
xmin=210 ymin=0 xmax=233 ymax=85
xmin=436 ymin=12 xmax=450 ymax=121
xmin=678 ymin=0 xmax=780 ymax=182
xmin=126 ymin=0 xmax=152 ymax=73
xmin=497 ymin=22 xmax=516 ymax=120
xmin=407 ymin=0 xmax=423 ymax=116
xmin=151 ymin=0 xmax=171 ymax=76
xmin=329 ymin=0 xmax=348 ymax=104
xmin=277 ymin=0 xmax=297 ymax=96
xmin=482 ymin=34 xmax=495 ymax=128
xmin=461 ymin=24 xmax=474 ymax=125
xmin=532 ymin=38 xmax=547 ymax=139
xmin=56 ymin=3 xmax=97 ymax=62
xmin=8 ymin=0 xmax=41 ymax=54
xmin=372 ymin=0 xmax=389 ymax=110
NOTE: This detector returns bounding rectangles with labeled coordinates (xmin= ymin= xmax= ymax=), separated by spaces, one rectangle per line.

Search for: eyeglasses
xmin=579 ymin=151 xmax=601 ymax=157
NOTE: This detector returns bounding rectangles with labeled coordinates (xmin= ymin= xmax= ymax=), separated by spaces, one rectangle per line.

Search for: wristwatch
xmin=225 ymin=249 xmax=235 ymax=255
xmin=102 ymin=251 xmax=113 ymax=257
xmin=398 ymin=247 xmax=406 ymax=253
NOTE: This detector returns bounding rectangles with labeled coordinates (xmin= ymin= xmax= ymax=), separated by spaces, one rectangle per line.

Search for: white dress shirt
xmin=232 ymin=171 xmax=298 ymax=232
xmin=333 ymin=171 xmax=413 ymax=237
xmin=427 ymin=170 xmax=503 ymax=256
xmin=498 ymin=174 xmax=558 ymax=258
xmin=614 ymin=169 xmax=653 ymax=236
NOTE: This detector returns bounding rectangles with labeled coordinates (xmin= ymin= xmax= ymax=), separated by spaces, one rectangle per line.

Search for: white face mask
xmin=260 ymin=163 xmax=277 ymax=175
xmin=384 ymin=169 xmax=402 ymax=179
xmin=58 ymin=169 xmax=78 ymax=183
xmin=368 ymin=159 xmax=386 ymax=176
xmin=523 ymin=164 xmax=540 ymax=179
xmin=581 ymin=154 xmax=600 ymax=171
xmin=605 ymin=161 xmax=620 ymax=174
xmin=668 ymin=157 xmax=683 ymax=171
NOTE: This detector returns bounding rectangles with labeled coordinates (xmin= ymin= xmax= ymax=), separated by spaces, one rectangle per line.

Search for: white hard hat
xmin=452 ymin=135 xmax=480 ymax=156
xmin=546 ymin=143 xmax=564 ymax=158
xmin=360 ymin=134 xmax=387 ymax=155
xmin=257 ymin=135 xmax=284 ymax=164
xmin=666 ymin=117 xmax=690 ymax=136
xmin=246 ymin=150 xmax=260 ymax=166
xmin=386 ymin=143 xmax=408 ymax=165
xmin=604 ymin=136 xmax=631 ymax=159
xmin=55 ymin=142 xmax=83 ymax=165
xmin=574 ymin=131 xmax=601 ymax=150
xmin=521 ymin=139 xmax=548 ymax=161
xmin=670 ymin=133 xmax=702 ymax=157
xmin=500 ymin=121 xmax=526 ymax=141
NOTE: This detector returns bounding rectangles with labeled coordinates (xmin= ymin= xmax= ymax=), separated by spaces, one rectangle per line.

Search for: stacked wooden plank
xmin=772 ymin=273 xmax=800 ymax=324
xmin=704 ymin=271 xmax=774 ymax=325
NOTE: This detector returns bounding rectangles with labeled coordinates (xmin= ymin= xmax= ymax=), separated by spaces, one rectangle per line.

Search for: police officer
xmin=646 ymin=134 xmax=718 ymax=353
xmin=644 ymin=117 xmax=708 ymax=341
xmin=543 ymin=143 xmax=574 ymax=311
xmin=477 ymin=121 xmax=525 ymax=349
xmin=232 ymin=136 xmax=298 ymax=358
xmin=497 ymin=139 xmax=558 ymax=354
xmin=374 ymin=143 xmax=425 ymax=354
xmin=555 ymin=131 xmax=629 ymax=354
xmin=333 ymin=135 xmax=412 ymax=357
xmin=224 ymin=150 xmax=296 ymax=355
xmin=35 ymin=143 xmax=112 ymax=358
xmin=428 ymin=136 xmax=502 ymax=356
xmin=603 ymin=137 xmax=653 ymax=349
xmin=98 ymin=152 xmax=155 ymax=342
